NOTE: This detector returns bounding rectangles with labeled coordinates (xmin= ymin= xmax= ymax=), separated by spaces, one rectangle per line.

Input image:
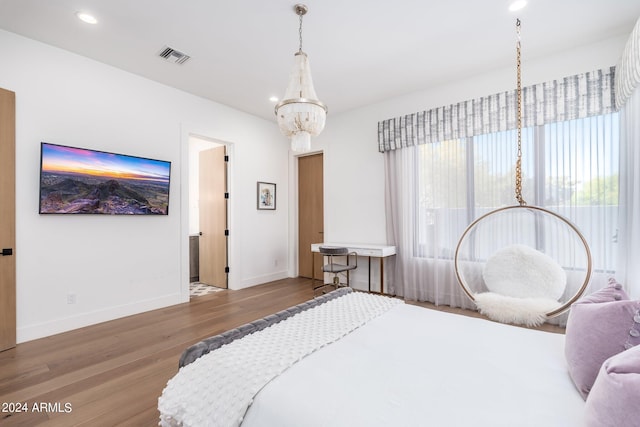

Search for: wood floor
xmin=0 ymin=278 xmax=563 ymax=426
xmin=0 ymin=278 xmax=317 ymax=426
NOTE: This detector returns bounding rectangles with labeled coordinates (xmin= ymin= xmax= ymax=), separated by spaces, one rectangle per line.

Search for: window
xmin=417 ymin=113 xmax=619 ymax=274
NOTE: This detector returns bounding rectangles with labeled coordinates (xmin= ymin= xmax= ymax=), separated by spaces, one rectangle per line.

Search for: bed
xmin=158 ymin=288 xmax=586 ymax=427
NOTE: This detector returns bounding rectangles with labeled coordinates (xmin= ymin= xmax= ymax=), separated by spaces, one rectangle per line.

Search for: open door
xmin=0 ymin=88 xmax=16 ymax=351
xmin=198 ymin=145 xmax=228 ymax=288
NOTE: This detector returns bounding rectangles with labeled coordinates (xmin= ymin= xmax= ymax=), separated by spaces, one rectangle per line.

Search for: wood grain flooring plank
xmin=0 ymin=278 xmax=315 ymax=426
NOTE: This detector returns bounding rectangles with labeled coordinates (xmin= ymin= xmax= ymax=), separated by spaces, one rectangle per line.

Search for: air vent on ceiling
xmin=158 ymin=46 xmax=191 ymax=65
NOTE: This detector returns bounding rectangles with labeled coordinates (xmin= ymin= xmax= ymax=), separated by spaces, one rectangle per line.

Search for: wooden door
xmin=298 ymin=153 xmax=323 ymax=278
xmin=0 ymin=88 xmax=16 ymax=351
xmin=198 ymin=146 xmax=227 ymax=288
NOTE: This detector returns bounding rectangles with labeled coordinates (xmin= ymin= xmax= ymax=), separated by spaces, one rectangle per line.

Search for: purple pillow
xmin=584 ymin=344 xmax=640 ymax=427
xmin=565 ymin=278 xmax=640 ymax=399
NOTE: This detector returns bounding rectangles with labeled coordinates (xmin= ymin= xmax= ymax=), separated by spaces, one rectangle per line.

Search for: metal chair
xmin=314 ymin=246 xmax=357 ymax=295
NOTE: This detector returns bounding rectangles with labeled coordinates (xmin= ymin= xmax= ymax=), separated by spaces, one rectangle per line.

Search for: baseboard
xmin=233 ymin=271 xmax=290 ymax=290
xmin=16 ymin=293 xmax=183 ymax=343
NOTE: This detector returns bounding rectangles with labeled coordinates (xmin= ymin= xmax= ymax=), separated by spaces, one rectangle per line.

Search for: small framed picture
xmin=257 ymin=181 xmax=276 ymax=210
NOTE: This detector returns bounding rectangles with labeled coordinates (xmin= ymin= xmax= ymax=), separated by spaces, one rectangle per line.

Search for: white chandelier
xmin=275 ymin=4 xmax=327 ymax=152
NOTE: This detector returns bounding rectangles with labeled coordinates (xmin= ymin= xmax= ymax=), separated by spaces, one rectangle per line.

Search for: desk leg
xmin=367 ymin=256 xmax=371 ymax=292
xmin=311 ymin=253 xmax=315 ymax=287
xmin=380 ymin=257 xmax=384 ymax=294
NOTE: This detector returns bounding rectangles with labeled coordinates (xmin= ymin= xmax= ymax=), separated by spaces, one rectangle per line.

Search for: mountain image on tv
xmin=39 ymin=143 xmax=171 ymax=215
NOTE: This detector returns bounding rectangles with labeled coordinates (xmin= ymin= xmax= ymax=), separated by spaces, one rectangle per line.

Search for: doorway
xmin=298 ymin=153 xmax=323 ymax=279
xmin=0 ymin=88 xmax=16 ymax=351
xmin=188 ymin=136 xmax=228 ymax=296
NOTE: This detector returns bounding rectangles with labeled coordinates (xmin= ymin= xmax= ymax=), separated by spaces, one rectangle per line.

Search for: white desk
xmin=311 ymin=243 xmax=397 ymax=294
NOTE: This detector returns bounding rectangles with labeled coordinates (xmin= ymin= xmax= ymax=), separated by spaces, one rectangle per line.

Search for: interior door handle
xmin=1 ymin=248 xmax=13 ymax=256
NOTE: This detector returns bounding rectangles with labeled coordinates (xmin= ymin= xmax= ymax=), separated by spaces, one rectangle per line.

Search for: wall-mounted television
xmin=39 ymin=142 xmax=171 ymax=215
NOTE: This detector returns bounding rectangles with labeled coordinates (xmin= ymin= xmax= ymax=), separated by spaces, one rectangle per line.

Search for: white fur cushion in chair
xmin=474 ymin=292 xmax=562 ymax=327
xmin=482 ymin=244 xmax=567 ymax=300
xmin=475 ymin=244 xmax=567 ymax=326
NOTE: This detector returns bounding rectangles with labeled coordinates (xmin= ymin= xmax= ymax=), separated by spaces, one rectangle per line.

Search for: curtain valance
xmin=378 ymin=67 xmax=616 ymax=153
xmin=615 ymin=16 xmax=640 ymax=109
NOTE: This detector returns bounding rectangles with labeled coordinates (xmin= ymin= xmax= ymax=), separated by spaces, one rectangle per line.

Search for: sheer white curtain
xmin=384 ymin=145 xmax=476 ymax=309
xmin=384 ymin=118 xmax=617 ymax=313
xmin=615 ymin=16 xmax=640 ymax=298
xmin=617 ymin=88 xmax=640 ymax=298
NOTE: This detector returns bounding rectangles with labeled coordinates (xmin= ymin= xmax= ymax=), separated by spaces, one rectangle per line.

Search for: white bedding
xmin=242 ymin=303 xmax=585 ymax=427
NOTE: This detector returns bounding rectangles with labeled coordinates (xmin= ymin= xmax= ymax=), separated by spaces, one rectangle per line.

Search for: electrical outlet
xmin=67 ymin=293 xmax=76 ymax=304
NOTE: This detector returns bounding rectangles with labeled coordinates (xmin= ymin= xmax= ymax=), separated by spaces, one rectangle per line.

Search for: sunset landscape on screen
xmin=39 ymin=143 xmax=171 ymax=215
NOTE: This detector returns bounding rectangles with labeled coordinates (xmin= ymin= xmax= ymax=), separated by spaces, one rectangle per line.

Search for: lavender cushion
xmin=564 ymin=278 xmax=640 ymax=399
xmin=584 ymin=345 xmax=640 ymax=427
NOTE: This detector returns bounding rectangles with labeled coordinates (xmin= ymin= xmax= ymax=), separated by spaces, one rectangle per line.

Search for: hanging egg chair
xmin=454 ymin=20 xmax=592 ymax=327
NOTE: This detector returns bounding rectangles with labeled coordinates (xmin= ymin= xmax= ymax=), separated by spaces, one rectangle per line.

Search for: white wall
xmin=0 ymin=29 xmax=290 ymax=343
xmin=310 ymin=34 xmax=628 ymax=291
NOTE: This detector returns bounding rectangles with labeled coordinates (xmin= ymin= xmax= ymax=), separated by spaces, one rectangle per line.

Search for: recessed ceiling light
xmin=508 ymin=0 xmax=528 ymax=12
xmin=269 ymin=96 xmax=279 ymax=103
xmin=76 ymin=12 xmax=98 ymax=24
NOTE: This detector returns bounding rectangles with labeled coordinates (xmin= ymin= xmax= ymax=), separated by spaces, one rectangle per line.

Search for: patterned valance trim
xmin=378 ymin=67 xmax=616 ymax=153
xmin=615 ymin=16 xmax=640 ymax=109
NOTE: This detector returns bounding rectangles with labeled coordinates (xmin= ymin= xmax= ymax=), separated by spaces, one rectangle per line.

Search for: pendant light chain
xmin=515 ymin=18 xmax=526 ymax=206
xmin=298 ymin=12 xmax=304 ymax=53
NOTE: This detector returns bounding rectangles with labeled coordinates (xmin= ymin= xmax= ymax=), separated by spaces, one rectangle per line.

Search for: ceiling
xmin=0 ymin=0 xmax=638 ymax=121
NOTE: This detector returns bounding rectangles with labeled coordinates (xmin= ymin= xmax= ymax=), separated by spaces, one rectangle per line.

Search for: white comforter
xmin=242 ymin=304 xmax=585 ymax=427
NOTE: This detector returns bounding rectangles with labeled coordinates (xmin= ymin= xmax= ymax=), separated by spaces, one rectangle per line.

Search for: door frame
xmin=180 ymin=125 xmax=234 ymax=300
